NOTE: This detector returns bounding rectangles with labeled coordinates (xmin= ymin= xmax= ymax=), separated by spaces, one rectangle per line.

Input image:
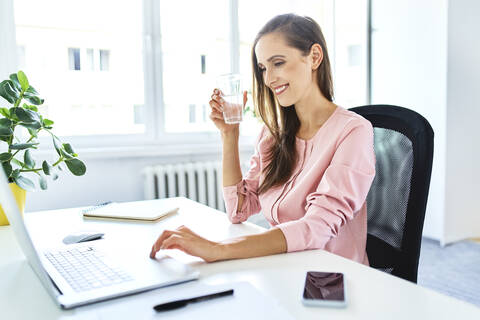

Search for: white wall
xmin=371 ymin=0 xmax=448 ymax=241
xmin=444 ymin=0 xmax=480 ymax=243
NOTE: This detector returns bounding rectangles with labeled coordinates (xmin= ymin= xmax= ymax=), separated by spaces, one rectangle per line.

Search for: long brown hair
xmin=252 ymin=14 xmax=334 ymax=194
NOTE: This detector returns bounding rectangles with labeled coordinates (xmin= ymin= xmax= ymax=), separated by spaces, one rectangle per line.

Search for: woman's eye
xmin=274 ymin=61 xmax=284 ymax=67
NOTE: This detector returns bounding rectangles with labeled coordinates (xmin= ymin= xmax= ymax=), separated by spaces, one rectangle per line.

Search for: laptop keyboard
xmin=44 ymin=246 xmax=134 ymax=292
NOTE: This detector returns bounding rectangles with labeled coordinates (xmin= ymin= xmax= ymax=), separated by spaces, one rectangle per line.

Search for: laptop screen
xmin=0 ymin=167 xmax=60 ymax=301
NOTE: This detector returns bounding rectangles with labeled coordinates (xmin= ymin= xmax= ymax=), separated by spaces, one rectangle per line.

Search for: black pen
xmin=153 ymin=289 xmax=234 ymax=312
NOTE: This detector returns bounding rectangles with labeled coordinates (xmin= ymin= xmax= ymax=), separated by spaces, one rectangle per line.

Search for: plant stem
xmin=11 ymin=133 xmax=38 ymax=158
xmin=19 ymin=156 xmax=64 ymax=173
xmin=13 ymin=90 xmax=24 ymax=108
xmin=52 ymin=157 xmax=64 ymax=167
xmin=20 ymin=168 xmax=42 ymax=173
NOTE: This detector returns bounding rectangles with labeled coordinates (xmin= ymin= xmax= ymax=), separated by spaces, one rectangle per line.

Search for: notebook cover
xmin=82 ymin=200 xmax=179 ymax=222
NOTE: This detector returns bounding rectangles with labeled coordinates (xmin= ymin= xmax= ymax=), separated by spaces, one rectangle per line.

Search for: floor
xmin=417 ymin=238 xmax=480 ymax=308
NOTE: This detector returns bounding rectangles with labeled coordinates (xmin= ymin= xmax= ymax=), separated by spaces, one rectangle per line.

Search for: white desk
xmin=1 ymin=197 xmax=479 ymax=319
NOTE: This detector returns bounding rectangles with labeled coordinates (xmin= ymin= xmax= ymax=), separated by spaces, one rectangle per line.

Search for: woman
xmin=150 ymin=14 xmax=375 ymax=265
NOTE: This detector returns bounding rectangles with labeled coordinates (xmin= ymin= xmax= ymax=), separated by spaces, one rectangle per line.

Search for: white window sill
xmin=33 ymin=140 xmax=256 ymax=160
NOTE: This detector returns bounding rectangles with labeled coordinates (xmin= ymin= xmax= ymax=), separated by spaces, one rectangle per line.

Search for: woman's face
xmin=255 ymin=32 xmax=315 ymax=107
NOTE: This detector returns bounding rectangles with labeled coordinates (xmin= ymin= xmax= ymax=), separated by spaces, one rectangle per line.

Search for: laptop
xmin=0 ymin=168 xmax=199 ymax=309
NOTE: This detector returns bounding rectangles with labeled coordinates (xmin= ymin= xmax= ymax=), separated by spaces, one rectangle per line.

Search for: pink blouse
xmin=223 ymin=106 xmax=376 ymax=265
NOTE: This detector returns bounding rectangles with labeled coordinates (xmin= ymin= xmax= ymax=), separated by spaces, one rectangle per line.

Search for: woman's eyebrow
xmin=267 ymin=54 xmax=286 ymax=62
xmin=259 ymin=55 xmax=286 ymax=66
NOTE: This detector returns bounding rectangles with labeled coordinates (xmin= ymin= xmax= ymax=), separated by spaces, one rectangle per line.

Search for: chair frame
xmin=350 ymin=105 xmax=434 ymax=283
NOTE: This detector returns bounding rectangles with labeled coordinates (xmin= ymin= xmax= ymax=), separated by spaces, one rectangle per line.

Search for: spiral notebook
xmin=82 ymin=200 xmax=179 ymax=222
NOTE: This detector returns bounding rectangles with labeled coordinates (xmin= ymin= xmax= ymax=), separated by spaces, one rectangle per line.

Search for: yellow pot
xmin=0 ymin=183 xmax=27 ymax=226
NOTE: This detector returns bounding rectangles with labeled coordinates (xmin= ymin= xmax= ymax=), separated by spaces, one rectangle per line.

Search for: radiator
xmin=142 ymin=161 xmax=226 ymax=211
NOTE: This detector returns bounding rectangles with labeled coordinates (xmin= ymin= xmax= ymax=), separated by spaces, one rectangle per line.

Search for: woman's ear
xmin=310 ymin=44 xmax=323 ymax=70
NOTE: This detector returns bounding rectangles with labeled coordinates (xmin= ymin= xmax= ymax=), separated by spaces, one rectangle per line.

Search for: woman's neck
xmin=294 ymin=85 xmax=336 ymax=134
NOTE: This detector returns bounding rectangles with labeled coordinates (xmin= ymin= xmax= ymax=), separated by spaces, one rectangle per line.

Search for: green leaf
xmin=9 ymin=74 xmax=22 ymax=91
xmin=42 ymin=118 xmax=54 ymax=127
xmin=61 ymin=149 xmax=74 ymax=159
xmin=11 ymin=169 xmax=20 ymax=179
xmin=26 ymin=86 xmax=38 ymax=95
xmin=24 ymin=149 xmax=35 ymax=168
xmin=0 ymin=107 xmax=10 ymax=118
xmin=52 ymin=172 xmax=59 ymax=180
xmin=14 ymin=175 xmax=35 ymax=191
xmin=15 ymin=107 xmax=40 ymax=123
xmin=2 ymin=162 xmax=12 ymax=177
xmin=24 ymin=95 xmax=44 ymax=105
xmin=0 ymin=80 xmax=16 ymax=104
xmin=26 ymin=127 xmax=38 ymax=138
xmin=63 ymin=143 xmax=75 ymax=155
xmin=23 ymin=103 xmax=38 ymax=112
xmin=0 ymin=126 xmax=13 ymax=136
xmin=0 ymin=152 xmax=12 ymax=162
xmin=61 ymin=143 xmax=76 ymax=158
xmin=10 ymin=143 xmax=39 ymax=150
xmin=17 ymin=71 xmax=29 ymax=91
xmin=39 ymin=175 xmax=47 ymax=190
xmin=11 ymin=158 xmax=24 ymax=167
xmin=65 ymin=158 xmax=86 ymax=176
xmin=8 ymin=107 xmax=20 ymax=122
xmin=52 ymin=136 xmax=62 ymax=156
xmin=20 ymin=121 xmax=42 ymax=131
xmin=42 ymin=160 xmax=51 ymax=175
xmin=0 ymin=118 xmax=12 ymax=127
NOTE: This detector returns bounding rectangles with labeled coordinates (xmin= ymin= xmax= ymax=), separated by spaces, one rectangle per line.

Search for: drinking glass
xmin=216 ymin=73 xmax=243 ymax=124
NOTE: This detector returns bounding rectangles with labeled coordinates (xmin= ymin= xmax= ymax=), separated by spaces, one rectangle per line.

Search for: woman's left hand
xmin=149 ymin=225 xmax=223 ymax=262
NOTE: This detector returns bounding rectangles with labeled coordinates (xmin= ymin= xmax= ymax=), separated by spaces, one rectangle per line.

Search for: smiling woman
xmin=151 ymin=14 xmax=376 ymax=265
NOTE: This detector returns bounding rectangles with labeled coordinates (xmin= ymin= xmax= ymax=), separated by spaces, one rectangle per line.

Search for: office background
xmin=0 ymin=0 xmax=480 ymax=244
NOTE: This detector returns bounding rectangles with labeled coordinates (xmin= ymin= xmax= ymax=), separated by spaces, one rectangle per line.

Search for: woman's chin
xmin=277 ymin=99 xmax=295 ymax=107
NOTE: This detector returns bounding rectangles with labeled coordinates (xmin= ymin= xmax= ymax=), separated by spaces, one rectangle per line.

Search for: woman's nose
xmin=264 ymin=69 xmax=276 ymax=88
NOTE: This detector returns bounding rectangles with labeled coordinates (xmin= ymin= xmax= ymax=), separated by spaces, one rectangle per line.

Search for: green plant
xmin=0 ymin=70 xmax=86 ymax=191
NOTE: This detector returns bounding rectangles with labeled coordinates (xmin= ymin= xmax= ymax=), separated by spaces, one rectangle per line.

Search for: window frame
xmin=30 ymin=0 xmax=368 ymax=154
xmin=34 ymin=0 xmax=240 ymax=151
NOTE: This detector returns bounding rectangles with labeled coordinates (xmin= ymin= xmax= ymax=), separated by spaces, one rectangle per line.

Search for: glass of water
xmin=216 ymin=73 xmax=243 ymax=124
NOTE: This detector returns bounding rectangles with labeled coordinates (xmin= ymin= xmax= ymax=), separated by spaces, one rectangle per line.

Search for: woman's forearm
xmin=217 ymin=228 xmax=287 ymax=260
xmin=221 ymin=129 xmax=242 ymax=186
xmin=221 ymin=129 xmax=245 ymax=210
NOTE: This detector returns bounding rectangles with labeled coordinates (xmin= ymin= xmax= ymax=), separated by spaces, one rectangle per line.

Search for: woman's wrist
xmin=221 ymin=127 xmax=239 ymax=141
xmin=213 ymin=243 xmax=231 ymax=261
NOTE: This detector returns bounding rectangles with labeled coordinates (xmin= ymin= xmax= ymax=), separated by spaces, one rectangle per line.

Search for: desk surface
xmin=1 ymin=197 xmax=479 ymax=319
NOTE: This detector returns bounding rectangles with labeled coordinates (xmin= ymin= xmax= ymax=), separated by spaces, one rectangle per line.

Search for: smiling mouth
xmin=274 ymin=84 xmax=289 ymax=95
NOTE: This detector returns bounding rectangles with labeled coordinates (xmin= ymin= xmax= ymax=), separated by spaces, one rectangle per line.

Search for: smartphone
xmin=301 ymin=271 xmax=347 ymax=308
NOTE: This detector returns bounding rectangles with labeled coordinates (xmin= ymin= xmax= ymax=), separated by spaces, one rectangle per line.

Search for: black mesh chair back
xmin=349 ymin=105 xmax=434 ymax=283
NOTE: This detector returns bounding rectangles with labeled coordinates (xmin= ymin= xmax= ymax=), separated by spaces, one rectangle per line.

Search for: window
xmin=12 ymin=0 xmax=368 ymax=147
xmin=99 ymin=49 xmax=110 ymax=71
xmin=86 ymin=48 xmax=94 ymax=71
xmin=158 ymin=0 xmax=230 ymax=133
xmin=68 ymin=48 xmax=81 ymax=71
xmin=14 ymin=0 xmax=146 ymax=138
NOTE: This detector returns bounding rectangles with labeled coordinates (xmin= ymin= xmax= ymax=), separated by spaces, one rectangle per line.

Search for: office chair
xmin=349 ymin=105 xmax=434 ymax=283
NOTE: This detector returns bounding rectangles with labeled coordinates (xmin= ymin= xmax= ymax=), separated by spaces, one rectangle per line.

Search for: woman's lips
xmin=274 ymin=84 xmax=289 ymax=95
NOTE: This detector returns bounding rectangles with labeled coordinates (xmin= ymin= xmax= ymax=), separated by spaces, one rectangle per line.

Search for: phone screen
xmin=302 ymin=272 xmax=345 ymax=301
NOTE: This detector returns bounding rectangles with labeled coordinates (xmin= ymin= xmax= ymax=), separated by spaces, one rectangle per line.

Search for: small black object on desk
xmin=153 ymin=289 xmax=234 ymax=312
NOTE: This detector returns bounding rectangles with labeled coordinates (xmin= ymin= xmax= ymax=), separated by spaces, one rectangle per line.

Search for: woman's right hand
xmin=209 ymin=88 xmax=247 ymax=134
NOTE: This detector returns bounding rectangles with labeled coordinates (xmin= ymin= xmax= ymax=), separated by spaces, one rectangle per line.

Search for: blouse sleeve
xmin=222 ymin=127 xmax=266 ymax=223
xmin=277 ymin=120 xmax=376 ymax=252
